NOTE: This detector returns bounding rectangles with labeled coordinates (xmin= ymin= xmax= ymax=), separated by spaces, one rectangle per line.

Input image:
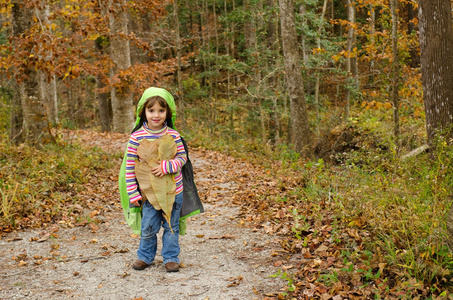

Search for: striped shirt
xmin=125 ymin=123 xmax=187 ymax=204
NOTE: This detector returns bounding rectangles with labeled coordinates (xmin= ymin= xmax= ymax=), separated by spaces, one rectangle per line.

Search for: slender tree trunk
xmin=314 ymin=0 xmax=328 ymax=135
xmin=279 ymin=0 xmax=311 ymax=156
xmin=267 ymin=0 xmax=280 ymax=144
xmin=407 ymin=1 xmax=418 ymax=67
xmin=10 ymin=85 xmax=23 ymax=141
xmin=76 ymin=78 xmax=85 ymax=127
xmin=173 ymin=0 xmax=185 ymax=127
xmin=391 ymin=0 xmax=400 ymax=152
xmin=50 ymin=76 xmax=58 ymax=123
xmin=109 ymin=0 xmax=134 ymax=133
xmin=407 ymin=2 xmax=415 ymax=34
xmin=200 ymin=0 xmax=207 ymax=86
xmin=259 ymin=101 xmax=267 ymax=143
xmin=224 ymin=0 xmax=234 ymax=132
xmin=344 ymin=0 xmax=356 ymax=121
xmin=369 ymin=4 xmax=376 ymax=83
xmin=418 ymin=0 xmax=453 ymax=144
xmin=230 ymin=0 xmax=236 ymax=59
xmin=273 ymin=96 xmax=280 ymax=145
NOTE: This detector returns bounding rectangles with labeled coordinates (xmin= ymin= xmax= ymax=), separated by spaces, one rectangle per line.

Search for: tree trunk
xmin=344 ymin=0 xmax=356 ymax=121
xmin=407 ymin=2 xmax=415 ymax=34
xmin=267 ymin=0 xmax=280 ymax=144
xmin=391 ymin=0 xmax=400 ymax=151
xmin=244 ymin=0 xmax=257 ymax=51
xmin=314 ymin=0 xmax=328 ymax=136
xmin=279 ymin=0 xmax=311 ymax=156
xmin=299 ymin=5 xmax=309 ymax=63
xmin=50 ymin=76 xmax=58 ymax=124
xmin=418 ymin=0 xmax=453 ymax=144
xmin=37 ymin=4 xmax=59 ymax=125
xmin=95 ymin=36 xmax=111 ymax=132
xmin=369 ymin=4 xmax=376 ymax=83
xmin=109 ymin=0 xmax=134 ymax=133
xmin=407 ymin=1 xmax=418 ymax=67
xmin=11 ymin=1 xmax=51 ymax=146
xmin=173 ymin=0 xmax=185 ymax=127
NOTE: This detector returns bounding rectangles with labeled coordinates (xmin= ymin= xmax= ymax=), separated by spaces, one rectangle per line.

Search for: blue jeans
xmin=137 ymin=193 xmax=183 ymax=265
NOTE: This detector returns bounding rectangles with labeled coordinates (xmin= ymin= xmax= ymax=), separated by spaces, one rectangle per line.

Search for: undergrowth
xmin=185 ymin=106 xmax=453 ymax=297
xmin=0 ymin=134 xmax=112 ymax=231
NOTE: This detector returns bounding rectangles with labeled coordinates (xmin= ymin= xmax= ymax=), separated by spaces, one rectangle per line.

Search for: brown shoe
xmin=132 ymin=259 xmax=149 ymax=270
xmin=165 ymin=262 xmax=179 ymax=272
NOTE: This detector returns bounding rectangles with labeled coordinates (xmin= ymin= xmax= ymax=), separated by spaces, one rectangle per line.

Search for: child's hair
xmin=132 ymin=96 xmax=174 ymax=133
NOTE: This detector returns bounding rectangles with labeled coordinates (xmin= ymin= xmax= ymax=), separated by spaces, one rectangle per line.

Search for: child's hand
xmin=151 ymin=161 xmax=164 ymax=177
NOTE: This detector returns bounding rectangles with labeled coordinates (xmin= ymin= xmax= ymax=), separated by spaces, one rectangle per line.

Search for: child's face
xmin=145 ymin=101 xmax=167 ymax=130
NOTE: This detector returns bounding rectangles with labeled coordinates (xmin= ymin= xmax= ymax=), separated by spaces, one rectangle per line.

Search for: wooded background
xmin=2 ymin=0 xmax=452 ymax=155
xmin=3 ymin=1 xmax=453 ymax=297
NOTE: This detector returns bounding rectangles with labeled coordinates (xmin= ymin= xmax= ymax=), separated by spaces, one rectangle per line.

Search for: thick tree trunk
xmin=37 ymin=4 xmax=58 ymax=125
xmin=11 ymin=1 xmax=51 ymax=146
xmin=418 ymin=0 xmax=453 ymax=143
xmin=95 ymin=37 xmax=111 ymax=132
xmin=279 ymin=0 xmax=311 ymax=156
xmin=299 ymin=5 xmax=308 ymax=63
xmin=244 ymin=0 xmax=257 ymax=51
xmin=109 ymin=0 xmax=134 ymax=133
xmin=97 ymin=78 xmax=111 ymax=132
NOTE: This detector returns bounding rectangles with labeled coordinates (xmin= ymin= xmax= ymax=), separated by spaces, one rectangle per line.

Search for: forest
xmin=1 ymin=0 xmax=453 ymax=299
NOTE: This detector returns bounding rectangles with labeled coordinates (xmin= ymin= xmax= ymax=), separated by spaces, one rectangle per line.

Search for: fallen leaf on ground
xmin=89 ymin=223 xmax=99 ymax=231
xmin=114 ymin=248 xmax=130 ymax=253
xmin=227 ymin=276 xmax=244 ymax=287
xmin=37 ymin=234 xmax=50 ymax=243
xmin=274 ymin=261 xmax=283 ymax=267
xmin=89 ymin=210 xmax=100 ymax=218
xmin=18 ymin=260 xmax=27 ymax=266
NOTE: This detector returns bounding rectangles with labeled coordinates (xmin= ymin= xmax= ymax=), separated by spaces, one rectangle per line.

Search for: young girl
xmin=125 ymin=88 xmax=187 ymax=272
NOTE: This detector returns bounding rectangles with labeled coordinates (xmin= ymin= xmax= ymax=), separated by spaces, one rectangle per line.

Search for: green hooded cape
xmin=118 ymin=87 xmax=203 ymax=235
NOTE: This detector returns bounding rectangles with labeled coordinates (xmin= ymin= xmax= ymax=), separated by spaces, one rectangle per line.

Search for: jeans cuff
xmin=163 ymin=258 xmax=180 ymax=265
xmin=137 ymin=256 xmax=153 ymax=265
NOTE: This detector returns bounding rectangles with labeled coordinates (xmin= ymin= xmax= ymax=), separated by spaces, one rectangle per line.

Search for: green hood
xmin=135 ymin=87 xmax=176 ymax=129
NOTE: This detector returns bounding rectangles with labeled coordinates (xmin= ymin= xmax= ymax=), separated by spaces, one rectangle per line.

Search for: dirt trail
xmin=0 ymin=131 xmax=284 ymax=299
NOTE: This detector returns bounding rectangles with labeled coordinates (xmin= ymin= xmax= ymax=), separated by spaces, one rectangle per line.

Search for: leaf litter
xmin=0 ymin=129 xmax=285 ymax=299
xmin=2 ymin=128 xmax=434 ymax=299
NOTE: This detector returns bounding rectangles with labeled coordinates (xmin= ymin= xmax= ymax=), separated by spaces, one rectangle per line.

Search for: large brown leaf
xmin=136 ymin=134 xmax=177 ymax=229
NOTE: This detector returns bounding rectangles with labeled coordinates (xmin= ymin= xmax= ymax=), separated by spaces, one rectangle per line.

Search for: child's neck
xmin=144 ymin=122 xmax=167 ymax=133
